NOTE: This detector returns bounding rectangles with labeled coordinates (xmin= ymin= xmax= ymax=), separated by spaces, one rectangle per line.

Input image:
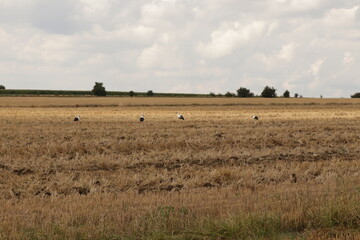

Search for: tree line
xmin=92 ymin=83 xmax=289 ymax=98
xmin=2 ymin=82 xmax=360 ymax=98
xmin=211 ymin=86 xmax=295 ymax=98
xmin=92 ymin=82 xmax=156 ymax=97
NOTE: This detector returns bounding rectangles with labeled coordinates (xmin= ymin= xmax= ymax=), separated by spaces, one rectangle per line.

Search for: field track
xmin=0 ymin=97 xmax=359 ymax=239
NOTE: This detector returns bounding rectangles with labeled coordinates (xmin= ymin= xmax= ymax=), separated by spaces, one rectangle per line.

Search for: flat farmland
xmin=1 ymin=96 xmax=360 ymax=107
xmin=0 ymin=97 xmax=359 ymax=239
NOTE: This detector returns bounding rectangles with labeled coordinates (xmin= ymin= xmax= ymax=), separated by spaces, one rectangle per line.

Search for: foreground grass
xmin=141 ymin=198 xmax=359 ymax=240
xmin=1 ymin=188 xmax=359 ymax=240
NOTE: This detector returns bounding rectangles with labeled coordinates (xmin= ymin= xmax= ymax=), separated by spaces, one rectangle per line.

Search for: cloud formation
xmin=0 ymin=0 xmax=359 ymax=97
xmin=197 ymin=21 xmax=269 ymax=59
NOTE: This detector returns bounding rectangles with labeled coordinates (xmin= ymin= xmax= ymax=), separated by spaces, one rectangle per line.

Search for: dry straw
xmin=0 ymin=97 xmax=359 ymax=239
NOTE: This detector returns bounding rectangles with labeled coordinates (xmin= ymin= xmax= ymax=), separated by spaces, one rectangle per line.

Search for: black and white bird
xmin=139 ymin=114 xmax=145 ymax=122
xmin=177 ymin=112 xmax=185 ymax=120
xmin=74 ymin=115 xmax=81 ymax=122
xmin=252 ymin=115 xmax=259 ymax=120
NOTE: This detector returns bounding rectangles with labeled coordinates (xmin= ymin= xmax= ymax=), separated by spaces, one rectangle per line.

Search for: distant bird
xmin=252 ymin=115 xmax=259 ymax=120
xmin=177 ymin=112 xmax=185 ymax=120
xmin=139 ymin=114 xmax=145 ymax=122
xmin=74 ymin=115 xmax=81 ymax=122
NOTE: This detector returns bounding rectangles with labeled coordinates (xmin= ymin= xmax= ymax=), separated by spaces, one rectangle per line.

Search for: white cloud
xmin=265 ymin=21 xmax=279 ymax=37
xmin=114 ymin=25 xmax=156 ymax=43
xmin=323 ymin=6 xmax=359 ymax=27
xmin=0 ymin=0 xmax=360 ymax=97
xmin=271 ymin=0 xmax=325 ymax=12
xmin=198 ymin=21 xmax=267 ymax=59
xmin=0 ymin=28 xmax=11 ymax=45
xmin=257 ymin=43 xmax=297 ymax=70
xmin=306 ymin=59 xmax=324 ymax=91
xmin=79 ymin=0 xmax=112 ymax=15
xmin=137 ymin=44 xmax=161 ymax=69
xmin=309 ymin=59 xmax=324 ymax=75
xmin=79 ymin=54 xmax=104 ymax=66
xmin=9 ymin=30 xmax=75 ymax=64
xmin=136 ymin=43 xmax=182 ymax=69
xmin=343 ymin=52 xmax=354 ymax=68
xmin=140 ymin=0 xmax=180 ymax=27
xmin=141 ymin=1 xmax=167 ymax=19
xmin=278 ymin=43 xmax=296 ymax=61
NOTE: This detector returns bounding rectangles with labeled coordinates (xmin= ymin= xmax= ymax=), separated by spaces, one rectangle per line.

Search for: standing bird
xmin=177 ymin=112 xmax=185 ymax=120
xmin=252 ymin=115 xmax=259 ymax=120
xmin=74 ymin=115 xmax=81 ymax=122
xmin=139 ymin=114 xmax=145 ymax=122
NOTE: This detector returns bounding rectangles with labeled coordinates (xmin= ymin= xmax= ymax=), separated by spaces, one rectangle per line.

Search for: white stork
xmin=177 ymin=112 xmax=185 ymax=120
xmin=74 ymin=115 xmax=81 ymax=122
xmin=139 ymin=114 xmax=145 ymax=122
xmin=252 ymin=115 xmax=259 ymax=120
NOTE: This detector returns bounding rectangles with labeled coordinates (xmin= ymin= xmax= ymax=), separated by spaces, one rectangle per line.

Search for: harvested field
xmin=0 ymin=97 xmax=359 ymax=239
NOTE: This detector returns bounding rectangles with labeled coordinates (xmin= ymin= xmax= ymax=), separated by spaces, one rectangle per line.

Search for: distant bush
xmin=209 ymin=92 xmax=216 ymax=97
xmin=147 ymin=90 xmax=154 ymax=96
xmin=294 ymin=93 xmax=299 ymax=98
xmin=283 ymin=90 xmax=290 ymax=98
xmin=351 ymin=92 xmax=360 ymax=98
xmin=261 ymin=86 xmax=277 ymax=98
xmin=129 ymin=91 xmax=135 ymax=97
xmin=225 ymin=92 xmax=236 ymax=97
xmin=92 ymin=82 xmax=107 ymax=96
xmin=236 ymin=87 xmax=254 ymax=97
xmin=0 ymin=85 xmax=5 ymax=90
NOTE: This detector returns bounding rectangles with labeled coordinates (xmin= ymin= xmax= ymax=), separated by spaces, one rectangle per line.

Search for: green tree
xmin=209 ymin=92 xmax=216 ymax=97
xmin=283 ymin=90 xmax=290 ymax=98
xmin=236 ymin=87 xmax=254 ymax=97
xmin=0 ymin=85 xmax=5 ymax=90
xmin=261 ymin=86 xmax=277 ymax=98
xmin=147 ymin=90 xmax=154 ymax=96
xmin=129 ymin=91 xmax=135 ymax=97
xmin=225 ymin=92 xmax=235 ymax=97
xmin=351 ymin=92 xmax=360 ymax=98
xmin=92 ymin=82 xmax=106 ymax=96
xmin=294 ymin=93 xmax=299 ymax=98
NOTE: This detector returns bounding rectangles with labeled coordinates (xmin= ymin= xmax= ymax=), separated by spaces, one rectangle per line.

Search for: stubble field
xmin=0 ymin=97 xmax=359 ymax=239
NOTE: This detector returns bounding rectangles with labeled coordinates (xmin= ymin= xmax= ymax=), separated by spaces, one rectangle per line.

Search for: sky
xmin=0 ymin=0 xmax=359 ymax=97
